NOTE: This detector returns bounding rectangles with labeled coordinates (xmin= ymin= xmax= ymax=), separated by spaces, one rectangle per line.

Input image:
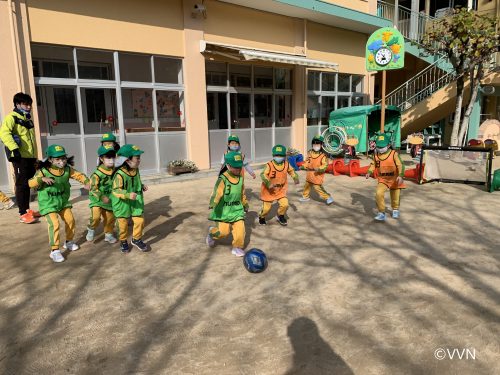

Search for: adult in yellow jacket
xmin=0 ymin=93 xmax=38 ymax=223
xmin=299 ymin=136 xmax=334 ymax=205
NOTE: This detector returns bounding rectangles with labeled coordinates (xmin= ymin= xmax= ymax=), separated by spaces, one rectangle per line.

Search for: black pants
xmin=12 ymin=158 xmax=36 ymax=215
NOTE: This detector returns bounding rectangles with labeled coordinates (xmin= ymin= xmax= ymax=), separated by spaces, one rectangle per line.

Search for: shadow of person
xmin=144 ymin=211 xmax=195 ymax=246
xmin=351 ymin=192 xmax=374 ymax=216
xmin=285 ymin=317 xmax=353 ymax=375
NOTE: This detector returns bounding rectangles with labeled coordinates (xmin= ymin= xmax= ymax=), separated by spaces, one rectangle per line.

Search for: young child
xmin=259 ymin=144 xmax=299 ymax=226
xmin=299 ymin=135 xmax=334 ymax=205
xmin=111 ymin=144 xmax=149 ymax=253
xmin=101 ymin=132 xmax=120 ymax=151
xmin=219 ymin=135 xmax=256 ymax=179
xmin=28 ymin=145 xmax=89 ymax=263
xmin=207 ymin=151 xmax=249 ymax=257
xmin=86 ymin=145 xmax=117 ymax=244
xmin=0 ymin=190 xmax=15 ymax=210
xmin=365 ymin=132 xmax=405 ymax=221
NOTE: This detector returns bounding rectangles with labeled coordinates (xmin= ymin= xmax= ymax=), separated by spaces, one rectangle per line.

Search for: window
xmin=352 ymin=75 xmax=364 ymax=93
xmin=254 ymin=94 xmax=272 ymax=128
xmin=254 ymin=66 xmax=273 ymax=89
xmin=308 ymin=71 xmax=320 ymax=91
xmin=77 ymin=49 xmax=114 ymax=80
xmin=119 ymin=53 xmax=151 ymax=82
xmin=156 ymin=90 xmax=183 ymax=131
xmin=275 ymin=95 xmax=292 ymax=127
xmin=206 ymin=62 xmax=227 ymax=86
xmin=85 ymin=89 xmax=106 ymax=123
xmin=207 ymin=92 xmax=228 ymax=130
xmin=322 ymin=73 xmax=336 ymax=91
xmin=307 ymin=95 xmax=320 ymax=125
xmin=154 ymin=57 xmax=182 ymax=84
xmin=230 ymin=93 xmax=251 ymax=129
xmin=321 ymin=97 xmax=335 ymax=124
xmin=338 ymin=74 xmax=350 ymax=92
xmin=122 ymin=88 xmax=154 ymax=132
xmin=275 ymin=68 xmax=292 ymax=90
xmin=229 ymin=65 xmax=251 ymax=88
xmin=31 ymin=44 xmax=75 ymax=78
xmin=54 ymin=88 xmax=78 ymax=124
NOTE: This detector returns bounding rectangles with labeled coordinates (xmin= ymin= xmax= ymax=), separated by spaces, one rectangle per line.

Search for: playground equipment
xmin=321 ymin=125 xmax=348 ymax=155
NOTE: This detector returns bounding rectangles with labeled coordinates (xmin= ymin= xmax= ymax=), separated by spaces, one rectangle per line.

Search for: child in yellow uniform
xmin=0 ymin=190 xmax=15 ymax=210
xmin=365 ymin=133 xmax=405 ymax=221
xmin=299 ymin=135 xmax=334 ymax=205
xmin=207 ymin=151 xmax=249 ymax=257
xmin=219 ymin=135 xmax=256 ymax=179
xmin=259 ymin=144 xmax=299 ymax=226
xmin=86 ymin=145 xmax=117 ymax=244
xmin=28 ymin=145 xmax=89 ymax=263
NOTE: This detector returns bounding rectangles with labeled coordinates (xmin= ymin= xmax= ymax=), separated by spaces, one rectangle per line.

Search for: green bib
xmin=89 ymin=167 xmax=114 ymax=210
xmin=209 ymin=173 xmax=245 ymax=222
xmin=111 ymin=168 xmax=144 ymax=218
xmin=38 ymin=167 xmax=71 ymax=216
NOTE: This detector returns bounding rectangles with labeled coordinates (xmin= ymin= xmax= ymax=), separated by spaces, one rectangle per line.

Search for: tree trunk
xmin=450 ymin=76 xmax=465 ymax=146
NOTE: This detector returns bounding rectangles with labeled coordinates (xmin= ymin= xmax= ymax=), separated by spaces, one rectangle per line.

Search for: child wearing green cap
xmin=366 ymin=132 xmax=405 ymax=221
xmin=219 ymin=134 xmax=256 ymax=179
xmin=86 ymin=145 xmax=118 ymax=244
xmin=259 ymin=144 xmax=299 ymax=226
xmin=100 ymin=132 xmax=120 ymax=152
xmin=299 ymin=135 xmax=334 ymax=205
xmin=111 ymin=144 xmax=149 ymax=253
xmin=207 ymin=151 xmax=249 ymax=257
xmin=28 ymin=145 xmax=89 ymax=263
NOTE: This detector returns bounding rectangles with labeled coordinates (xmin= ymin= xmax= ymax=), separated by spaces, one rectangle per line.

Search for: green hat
xmin=375 ymin=133 xmax=390 ymax=148
xmin=224 ymin=151 xmax=243 ymax=168
xmin=97 ymin=145 xmax=116 ymax=157
xmin=101 ymin=132 xmax=116 ymax=142
xmin=228 ymin=135 xmax=240 ymax=143
xmin=272 ymin=144 xmax=286 ymax=156
xmin=46 ymin=144 xmax=67 ymax=158
xmin=117 ymin=144 xmax=144 ymax=158
xmin=312 ymin=135 xmax=324 ymax=143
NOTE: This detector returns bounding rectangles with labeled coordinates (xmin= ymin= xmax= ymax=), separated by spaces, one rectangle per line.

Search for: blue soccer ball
xmin=243 ymin=248 xmax=268 ymax=273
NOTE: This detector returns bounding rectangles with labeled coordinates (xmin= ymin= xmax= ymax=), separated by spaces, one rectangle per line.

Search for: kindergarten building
xmin=0 ymin=0 xmax=499 ymax=189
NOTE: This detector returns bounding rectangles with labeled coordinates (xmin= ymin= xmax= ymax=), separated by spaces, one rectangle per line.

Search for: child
xmin=365 ymin=132 xmax=405 ymax=221
xmin=0 ymin=190 xmax=15 ymax=210
xmin=259 ymin=144 xmax=299 ymax=226
xmin=111 ymin=144 xmax=149 ymax=253
xmin=101 ymin=132 xmax=120 ymax=151
xmin=86 ymin=145 xmax=117 ymax=244
xmin=207 ymin=151 xmax=249 ymax=257
xmin=28 ymin=145 xmax=89 ymax=263
xmin=299 ymin=136 xmax=334 ymax=205
xmin=219 ymin=135 xmax=256 ymax=179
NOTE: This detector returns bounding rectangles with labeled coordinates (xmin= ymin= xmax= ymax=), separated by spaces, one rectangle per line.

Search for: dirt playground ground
xmin=0 ymin=167 xmax=499 ymax=375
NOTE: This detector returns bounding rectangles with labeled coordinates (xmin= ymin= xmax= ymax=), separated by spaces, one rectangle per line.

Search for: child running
xmin=86 ymin=145 xmax=117 ymax=244
xmin=219 ymin=135 xmax=256 ymax=179
xmin=299 ymin=135 xmax=334 ymax=205
xmin=28 ymin=145 xmax=89 ymax=263
xmin=111 ymin=144 xmax=149 ymax=253
xmin=259 ymin=144 xmax=299 ymax=226
xmin=207 ymin=151 xmax=249 ymax=257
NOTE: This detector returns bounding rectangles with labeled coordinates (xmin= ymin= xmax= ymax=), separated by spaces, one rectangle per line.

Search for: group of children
xmin=207 ymin=133 xmax=405 ymax=256
xmin=26 ymin=133 xmax=148 ymax=263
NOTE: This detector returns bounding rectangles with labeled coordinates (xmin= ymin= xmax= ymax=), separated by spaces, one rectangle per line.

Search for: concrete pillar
xmin=292 ymin=66 xmax=307 ymax=155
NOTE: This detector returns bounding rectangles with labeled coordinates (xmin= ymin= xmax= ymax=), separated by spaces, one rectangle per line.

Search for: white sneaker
xmin=104 ymin=233 xmax=117 ymax=244
xmin=374 ymin=212 xmax=386 ymax=221
xmin=49 ymin=249 xmax=65 ymax=263
xmin=86 ymin=228 xmax=95 ymax=242
xmin=392 ymin=210 xmax=400 ymax=219
xmin=3 ymin=200 xmax=15 ymax=210
xmin=299 ymin=196 xmax=310 ymax=202
xmin=206 ymin=227 xmax=215 ymax=248
xmin=325 ymin=197 xmax=334 ymax=205
xmin=63 ymin=241 xmax=80 ymax=251
xmin=231 ymin=247 xmax=245 ymax=257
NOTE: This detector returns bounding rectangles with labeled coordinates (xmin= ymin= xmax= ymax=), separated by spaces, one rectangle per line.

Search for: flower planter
xmin=167 ymin=166 xmax=195 ymax=176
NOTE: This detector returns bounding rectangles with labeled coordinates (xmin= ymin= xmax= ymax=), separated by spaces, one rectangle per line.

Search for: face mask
xmin=103 ymin=158 xmax=115 ymax=168
xmin=273 ymin=156 xmax=285 ymax=164
xmin=312 ymin=145 xmax=321 ymax=152
xmin=52 ymin=159 xmax=67 ymax=169
xmin=229 ymin=145 xmax=240 ymax=151
xmin=376 ymin=146 xmax=389 ymax=154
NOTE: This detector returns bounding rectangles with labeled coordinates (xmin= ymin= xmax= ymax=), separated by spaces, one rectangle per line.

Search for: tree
xmin=420 ymin=8 xmax=499 ymax=146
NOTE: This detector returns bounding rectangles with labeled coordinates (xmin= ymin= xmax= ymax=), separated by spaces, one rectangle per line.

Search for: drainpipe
xmin=7 ymin=0 xmax=22 ymax=92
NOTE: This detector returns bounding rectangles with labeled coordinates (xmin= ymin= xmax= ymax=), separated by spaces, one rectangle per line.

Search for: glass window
xmin=352 ymin=75 xmax=364 ymax=93
xmin=119 ymin=53 xmax=151 ymax=82
xmin=254 ymin=66 xmax=273 ymax=89
xmin=81 ymin=88 xmax=118 ymax=134
xmin=154 ymin=57 xmax=182 ymax=84
xmin=275 ymin=68 xmax=291 ymax=90
xmin=121 ymin=88 xmax=154 ymax=132
xmin=307 ymin=95 xmax=320 ymax=126
xmin=338 ymin=96 xmax=350 ymax=109
xmin=157 ymin=90 xmax=183 ymax=131
xmin=54 ymin=88 xmax=78 ymax=124
xmin=352 ymin=95 xmax=364 ymax=106
xmin=77 ymin=49 xmax=114 ymax=80
xmin=275 ymin=95 xmax=292 ymax=127
xmin=207 ymin=92 xmax=228 ymax=130
xmin=230 ymin=93 xmax=251 ymax=129
xmin=206 ymin=61 xmax=227 ymax=86
xmin=229 ymin=65 xmax=251 ymax=87
xmin=321 ymin=73 xmax=336 ymax=91
xmin=321 ymin=96 xmax=335 ymax=125
xmin=308 ymin=71 xmax=320 ymax=91
xmin=36 ymin=86 xmax=79 ymax=135
xmin=254 ymin=94 xmax=272 ymax=128
xmin=31 ymin=44 xmax=75 ymax=78
xmin=338 ymin=74 xmax=350 ymax=92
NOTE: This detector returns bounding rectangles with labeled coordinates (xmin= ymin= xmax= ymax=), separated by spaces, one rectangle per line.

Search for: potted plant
xmin=167 ymin=160 xmax=199 ymax=175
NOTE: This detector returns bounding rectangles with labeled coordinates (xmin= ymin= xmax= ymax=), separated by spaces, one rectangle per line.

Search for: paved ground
xmin=0 ymin=162 xmax=499 ymax=374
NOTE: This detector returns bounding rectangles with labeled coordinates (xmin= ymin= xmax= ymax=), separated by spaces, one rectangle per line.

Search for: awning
xmin=201 ymin=41 xmax=338 ymax=70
